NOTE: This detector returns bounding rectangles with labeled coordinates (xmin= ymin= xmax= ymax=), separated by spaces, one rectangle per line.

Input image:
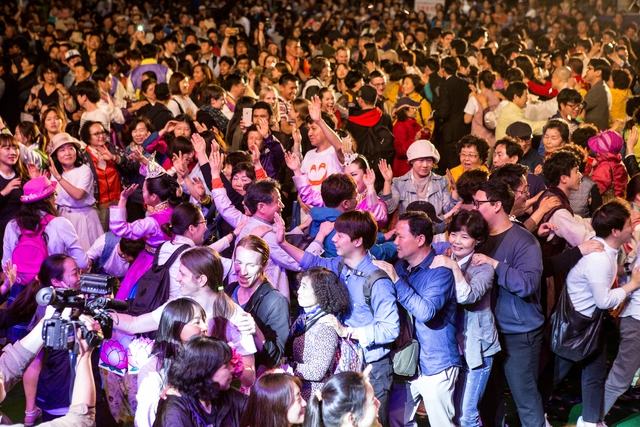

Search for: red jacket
xmin=585 ymin=151 xmax=628 ymax=198
xmin=392 ymin=118 xmax=422 ymax=177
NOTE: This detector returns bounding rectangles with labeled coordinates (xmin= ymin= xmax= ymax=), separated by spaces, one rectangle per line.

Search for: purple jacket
xmin=260 ymin=134 xmax=285 ymax=180
xmin=130 ymin=61 xmax=169 ymax=91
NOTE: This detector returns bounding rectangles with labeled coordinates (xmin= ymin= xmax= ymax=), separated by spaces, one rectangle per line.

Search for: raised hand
xmin=3 ymin=260 xmax=17 ymax=289
xmin=273 ymin=213 xmax=286 ymax=244
xmin=128 ymin=146 xmax=149 ymax=165
xmin=284 ymin=151 xmax=301 ymax=173
xmin=26 ymin=163 xmax=43 ymax=180
xmin=309 ymin=95 xmax=322 ymax=122
xmin=378 ymin=159 xmax=394 ymax=183
xmin=47 ymin=157 xmax=62 ymax=181
xmin=256 ymin=117 xmax=270 ymax=139
xmin=363 ymin=168 xmax=376 ymax=188
xmin=194 ymin=121 xmax=207 ymax=133
xmin=249 ymin=143 xmax=262 ymax=168
xmin=172 ymin=151 xmax=188 ymax=179
xmin=209 ymin=151 xmax=224 ymax=178
xmin=192 ymin=177 xmax=206 ymax=199
xmin=191 ymin=133 xmax=206 ymax=154
xmin=120 ymin=183 xmax=139 ymax=200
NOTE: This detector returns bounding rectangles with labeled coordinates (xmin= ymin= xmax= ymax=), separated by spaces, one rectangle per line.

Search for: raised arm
xmin=309 ymin=96 xmax=344 ymax=164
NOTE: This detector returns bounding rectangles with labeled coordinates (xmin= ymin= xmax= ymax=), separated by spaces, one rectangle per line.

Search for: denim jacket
xmin=300 ymin=252 xmax=400 ymax=363
xmin=394 ymin=249 xmax=462 ymax=376
xmin=379 ymin=170 xmax=456 ymax=235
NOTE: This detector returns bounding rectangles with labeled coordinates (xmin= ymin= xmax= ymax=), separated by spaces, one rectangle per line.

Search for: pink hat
xmin=20 ymin=177 xmax=58 ymax=203
xmin=588 ymin=130 xmax=624 ymax=154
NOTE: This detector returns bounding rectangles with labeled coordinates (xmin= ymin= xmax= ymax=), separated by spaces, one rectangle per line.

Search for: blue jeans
xmin=454 ymin=356 xmax=494 ymax=427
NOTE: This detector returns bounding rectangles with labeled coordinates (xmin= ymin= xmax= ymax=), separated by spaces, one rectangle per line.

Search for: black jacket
xmin=147 ymin=102 xmax=174 ymax=133
xmin=433 ymin=74 xmax=471 ymax=144
xmin=225 ymin=280 xmax=290 ymax=369
xmin=154 ymin=391 xmax=247 ymax=427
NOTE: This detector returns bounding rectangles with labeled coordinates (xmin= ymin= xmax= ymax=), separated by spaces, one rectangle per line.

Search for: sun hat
xmin=20 ymin=176 xmax=57 ymax=203
xmin=406 ymin=140 xmax=440 ymax=163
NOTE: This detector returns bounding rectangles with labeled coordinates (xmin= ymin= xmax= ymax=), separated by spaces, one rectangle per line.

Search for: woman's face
xmin=179 ymin=309 xmax=207 ymax=342
xmin=212 ymin=362 xmax=233 ymax=391
xmin=234 ymin=245 xmax=265 ymax=289
xmin=448 ymin=228 xmax=477 ymax=259
xmin=45 ymin=111 xmax=63 ymax=134
xmin=345 ymin=162 xmax=365 ymax=193
xmin=410 ymin=157 xmax=433 ymax=178
xmin=89 ymin=50 xmax=97 ymax=66
xmin=247 ymin=130 xmax=264 ymax=151
xmin=459 ymin=144 xmax=481 ymax=171
xmin=542 ymin=128 xmax=564 ymax=154
xmin=402 ymin=77 xmax=416 ymax=95
xmin=358 ymin=380 xmax=380 ymax=427
xmin=263 ymin=90 xmax=276 ymax=107
xmin=297 ymin=278 xmax=318 ymax=308
xmin=265 ymin=55 xmax=278 ymax=68
xmin=56 ymin=143 xmax=77 ymax=168
xmin=0 ymin=142 xmax=19 ymax=167
xmin=180 ymin=77 xmax=190 ymax=95
xmin=321 ymin=91 xmax=334 ymax=109
xmin=286 ymin=383 xmax=307 ymax=426
xmin=193 ymin=66 xmax=204 ymax=83
xmin=231 ymin=170 xmax=252 ymax=195
xmin=145 ymin=82 xmax=157 ymax=102
xmin=14 ymin=128 xmax=28 ymax=145
xmin=258 ymin=51 xmax=269 ymax=67
xmin=52 ymin=258 xmax=81 ymax=289
xmin=267 ymin=43 xmax=279 ymax=56
xmin=174 ymin=122 xmax=192 ymax=137
xmin=190 ymin=213 xmax=207 ymax=245
xmin=43 ymin=68 xmax=58 ymax=85
xmin=131 ymin=122 xmax=150 ymax=145
xmin=89 ymin=123 xmax=107 ymax=147
xmin=336 ymin=64 xmax=349 ymax=80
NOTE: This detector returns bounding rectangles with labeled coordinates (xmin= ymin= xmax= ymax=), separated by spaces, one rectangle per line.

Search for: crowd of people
xmin=2 ymin=0 xmax=640 ymax=426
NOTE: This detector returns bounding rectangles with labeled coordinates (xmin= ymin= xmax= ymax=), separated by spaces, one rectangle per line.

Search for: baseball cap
xmin=65 ymin=49 xmax=81 ymax=60
xmin=357 ymin=85 xmax=378 ymax=104
xmin=505 ymin=121 xmax=533 ymax=140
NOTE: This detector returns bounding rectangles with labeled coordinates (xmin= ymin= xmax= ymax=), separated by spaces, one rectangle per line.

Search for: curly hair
xmin=456 ymin=134 xmax=490 ymax=164
xmin=167 ymin=336 xmax=232 ymax=402
xmin=298 ymin=267 xmax=351 ymax=316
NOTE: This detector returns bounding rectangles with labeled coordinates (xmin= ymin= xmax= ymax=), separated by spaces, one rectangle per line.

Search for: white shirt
xmin=52 ymin=164 xmax=96 ymax=207
xmin=566 ymin=237 xmax=627 ymax=316
xmin=167 ymin=96 xmax=198 ymax=118
xmin=623 ymin=256 xmax=640 ymax=321
xmin=547 ymin=209 xmax=594 ymax=247
xmin=80 ymin=109 xmax=111 ymax=133
xmin=86 ymin=233 xmax=130 ymax=278
xmin=300 ymin=146 xmax=344 ymax=192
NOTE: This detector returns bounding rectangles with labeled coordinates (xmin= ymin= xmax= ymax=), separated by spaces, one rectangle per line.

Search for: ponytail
xmin=302 ymin=393 xmax=325 ymax=427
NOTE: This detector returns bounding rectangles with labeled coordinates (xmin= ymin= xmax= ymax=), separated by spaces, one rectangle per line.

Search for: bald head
xmin=552 ymin=66 xmax=572 ymax=90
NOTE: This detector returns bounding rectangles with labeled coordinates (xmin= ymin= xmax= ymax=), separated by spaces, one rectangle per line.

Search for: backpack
xmin=14 ymin=214 xmax=55 ymax=285
xmin=127 ymin=242 xmax=191 ymax=316
xmin=94 ymin=231 xmax=121 ymax=274
xmin=356 ymin=118 xmax=396 ymax=191
xmin=337 ymin=260 xmax=419 ymax=378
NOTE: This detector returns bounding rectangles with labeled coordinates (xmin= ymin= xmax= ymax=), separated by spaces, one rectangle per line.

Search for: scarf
xmin=414 ymin=174 xmax=431 ymax=201
xmin=289 ymin=305 xmax=326 ymax=339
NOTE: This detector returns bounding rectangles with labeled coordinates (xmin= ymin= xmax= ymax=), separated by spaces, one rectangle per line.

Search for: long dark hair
xmin=16 ymin=121 xmax=42 ymax=148
xmin=152 ymin=298 xmax=207 ymax=372
xmin=241 ymin=373 xmax=303 ymax=427
xmin=16 ymin=198 xmax=58 ymax=232
xmin=167 ymin=336 xmax=232 ymax=402
xmin=303 ymin=371 xmax=370 ymax=427
xmin=161 ymin=202 xmax=203 ymax=238
xmin=145 ymin=173 xmax=183 ymax=207
xmin=0 ymin=134 xmax=29 ymax=181
xmin=8 ymin=254 xmax=71 ymax=319
xmin=226 ymin=96 xmax=256 ymax=139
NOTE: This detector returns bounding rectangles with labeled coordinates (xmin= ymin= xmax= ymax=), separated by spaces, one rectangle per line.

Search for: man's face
xmin=578 ymin=21 xmax=588 ymax=34
xmin=410 ymin=157 xmax=434 ymax=178
xmin=332 ymin=230 xmax=360 ymax=257
xmin=252 ymin=108 xmax=270 ymax=125
xmin=219 ymin=62 xmax=232 ymax=76
xmin=237 ymin=59 xmax=250 ymax=71
xmin=335 ymin=49 xmax=349 ymax=64
xmin=370 ymin=76 xmax=386 ymax=96
xmin=74 ymin=66 xmax=89 ymax=83
xmin=88 ymin=35 xmax=101 ymax=50
xmin=165 ymin=40 xmax=177 ymax=54
xmin=512 ymin=176 xmax=530 ymax=216
xmin=563 ymin=166 xmax=582 ymax=192
xmin=394 ymin=220 xmax=423 ymax=262
xmin=200 ymin=41 xmax=212 ymax=55
xmin=616 ymin=217 xmax=634 ymax=244
xmin=513 ymin=91 xmax=527 ymax=109
xmin=442 ymin=33 xmax=454 ymax=48
xmin=231 ymin=82 xmax=245 ymax=97
xmin=281 ymin=81 xmax=299 ymax=101
xmin=286 ymin=41 xmax=300 ymax=57
xmin=559 ymin=101 xmax=582 ymax=121
xmin=473 ymin=190 xmax=497 ymax=222
xmin=308 ymin=122 xmax=325 ymax=147
xmin=259 ymin=190 xmax=284 ymax=223
xmin=493 ymin=143 xmax=517 ymax=168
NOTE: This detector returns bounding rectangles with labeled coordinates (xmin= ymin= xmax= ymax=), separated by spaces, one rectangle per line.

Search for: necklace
xmin=149 ymin=200 xmax=170 ymax=214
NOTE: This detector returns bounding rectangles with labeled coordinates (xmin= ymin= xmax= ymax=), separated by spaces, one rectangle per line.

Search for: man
xmin=217 ymin=56 xmax=235 ymax=83
xmin=278 ymin=73 xmax=300 ymax=136
xmin=127 ymin=43 xmax=172 ymax=94
xmin=374 ymin=212 xmax=460 ymax=427
xmin=221 ymin=72 xmax=246 ymax=119
xmin=466 ymin=27 xmax=489 ymax=67
xmin=583 ymin=58 xmax=612 ymax=131
xmin=524 ymin=66 xmax=573 ymax=122
xmin=323 ymin=30 xmax=344 ymax=58
xmin=345 ymin=84 xmax=394 ymax=182
xmin=505 ymin=121 xmax=543 ymax=173
xmin=162 ymin=35 xmax=179 ymax=63
xmin=495 ymin=82 xmax=547 ymax=140
xmin=369 ymin=70 xmax=391 ymax=116
xmin=473 ymin=180 xmax=546 ymax=427
xmin=145 ymin=82 xmax=174 ymax=132
xmin=492 ymin=136 xmax=546 ymax=198
xmin=200 ymin=37 xmax=218 ymax=73
xmin=550 ymin=88 xmax=583 ymax=133
xmin=300 ymin=56 xmax=330 ymax=100
xmin=77 ymin=80 xmax=111 ymax=132
xmin=284 ymin=37 xmax=309 ymax=82
xmin=62 ymin=49 xmax=83 ymax=88
xmin=544 ymin=200 xmax=640 ymax=427
xmin=275 ymin=210 xmax=400 ymax=426
xmin=335 ymin=46 xmax=350 ymax=65
xmin=433 ymin=56 xmax=472 ymax=170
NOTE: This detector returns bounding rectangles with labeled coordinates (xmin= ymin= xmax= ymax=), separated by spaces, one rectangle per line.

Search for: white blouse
xmin=52 ymin=164 xmax=96 ymax=207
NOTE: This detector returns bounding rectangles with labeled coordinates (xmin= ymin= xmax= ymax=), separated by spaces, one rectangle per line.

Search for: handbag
xmin=547 ymin=285 xmax=605 ymax=362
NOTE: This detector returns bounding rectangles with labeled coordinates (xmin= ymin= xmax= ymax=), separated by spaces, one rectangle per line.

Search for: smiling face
xmin=173 ymin=121 xmax=192 ymax=137
xmin=176 ymin=262 xmax=203 ymax=297
xmin=233 ymin=245 xmax=266 ymax=289
xmin=286 ymin=383 xmax=307 ymax=426
xmin=89 ymin=123 xmax=107 ymax=147
xmin=231 ymin=170 xmax=252 ymax=195
xmin=449 ymin=228 xmax=477 ymax=259
xmin=263 ymin=90 xmax=276 ymax=107
xmin=55 ymin=143 xmax=78 ymax=168
xmin=320 ymin=91 xmax=334 ymax=109
xmin=0 ymin=141 xmax=19 ymax=168
xmin=459 ymin=144 xmax=481 ymax=171
xmin=179 ymin=309 xmax=207 ymax=343
xmin=410 ymin=157 xmax=434 ymax=178
xmin=131 ymin=121 xmax=150 ymax=145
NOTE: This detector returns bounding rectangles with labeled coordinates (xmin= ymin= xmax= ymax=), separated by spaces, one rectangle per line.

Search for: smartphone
xmin=229 ymin=28 xmax=240 ymax=36
xmin=136 ymin=24 xmax=144 ymax=32
xmin=242 ymin=108 xmax=253 ymax=128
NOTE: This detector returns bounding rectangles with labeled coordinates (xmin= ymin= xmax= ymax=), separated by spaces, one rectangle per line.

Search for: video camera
xmin=36 ymin=274 xmax=127 ymax=352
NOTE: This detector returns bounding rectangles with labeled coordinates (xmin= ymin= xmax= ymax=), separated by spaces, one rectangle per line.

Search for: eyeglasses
xmin=472 ymin=199 xmax=495 ymax=209
xmin=515 ymin=185 xmax=530 ymax=196
xmin=196 ymin=220 xmax=207 ymax=225
xmin=91 ymin=130 xmax=107 ymax=137
xmin=460 ymin=152 xmax=479 ymax=159
xmin=565 ymin=103 xmax=584 ymax=111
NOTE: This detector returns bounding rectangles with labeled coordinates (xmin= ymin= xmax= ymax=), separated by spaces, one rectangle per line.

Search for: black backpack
xmin=356 ymin=118 xmax=396 ymax=191
xmin=127 ymin=242 xmax=191 ymax=316
xmin=337 ymin=261 xmax=419 ymax=377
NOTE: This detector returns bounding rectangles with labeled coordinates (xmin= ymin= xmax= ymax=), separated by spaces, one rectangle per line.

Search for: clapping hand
xmin=120 ymin=183 xmax=139 ymax=200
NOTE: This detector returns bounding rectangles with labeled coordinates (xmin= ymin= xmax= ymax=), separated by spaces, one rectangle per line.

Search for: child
xmin=585 ymin=130 xmax=628 ymax=200
xmin=609 ymin=69 xmax=632 ymax=126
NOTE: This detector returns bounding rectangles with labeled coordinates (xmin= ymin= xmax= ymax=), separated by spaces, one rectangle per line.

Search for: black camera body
xmin=37 ymin=275 xmax=126 ymax=352
xmin=603 ymin=42 xmax=617 ymax=56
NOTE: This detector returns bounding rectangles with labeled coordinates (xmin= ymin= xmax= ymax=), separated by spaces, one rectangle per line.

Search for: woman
xmin=0 ymin=134 xmax=31 ymax=260
xmin=47 ymin=132 xmax=104 ymax=252
xmin=14 ymin=121 xmax=46 ymax=168
xmin=134 ymin=299 xmax=207 ymax=427
xmin=464 ymin=70 xmax=500 ymax=147
xmin=329 ymin=63 xmax=350 ymax=97
xmin=80 ymin=120 xmax=138 ymax=230
xmin=110 ymin=168 xmax=183 ymax=300
xmin=362 ymin=43 xmax=380 ymax=76
xmin=190 ymin=64 xmax=215 ymax=108
xmin=40 ymin=106 xmax=66 ymax=155
xmin=24 ymin=60 xmax=75 ymax=122
xmin=227 ymin=96 xmax=257 ymax=152
xmin=303 ymin=370 xmax=380 ymax=427
xmin=448 ymin=135 xmax=490 ymax=183
xmin=168 ymin=72 xmax=198 ymax=119
xmin=153 ymin=336 xmax=247 ymax=427
xmin=287 ymin=153 xmax=388 ymax=227
xmin=258 ymin=85 xmax=281 ymax=131
xmin=319 ymin=87 xmax=341 ymax=129
xmin=430 ymin=210 xmax=499 ymax=427
xmin=240 ymin=373 xmax=306 ymax=427
xmin=392 ymin=98 xmax=422 ymax=177
xmin=400 ymin=74 xmax=432 ymax=128
xmin=125 ymin=117 xmax=154 ymax=220
xmin=287 ymin=267 xmax=351 ymax=400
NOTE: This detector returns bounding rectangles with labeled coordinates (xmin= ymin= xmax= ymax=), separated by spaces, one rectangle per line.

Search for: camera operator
xmin=0 ymin=310 xmax=99 ymax=427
